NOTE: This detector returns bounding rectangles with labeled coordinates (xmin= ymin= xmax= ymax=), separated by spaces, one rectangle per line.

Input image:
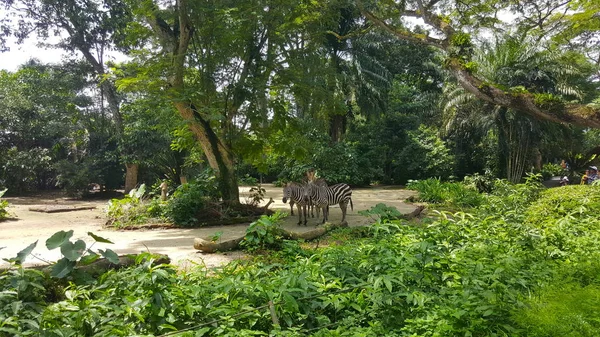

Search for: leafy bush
xmin=0 ymin=147 xmax=53 ymax=193
xmin=106 ymin=184 xmax=152 ymax=227
xmin=0 ymin=189 xmax=8 ymax=220
xmin=513 ymin=283 xmax=600 ymax=337
xmin=241 ymin=212 xmax=286 ymax=252
xmin=462 ymin=170 xmax=495 ymax=193
xmin=164 ymin=173 xmax=220 ymax=227
xmin=4 ymin=179 xmax=600 ymax=337
xmin=394 ymin=125 xmax=456 ymax=183
xmin=525 ymin=185 xmax=600 ymax=227
xmin=407 ymin=178 xmax=483 ymax=208
xmin=53 ymin=159 xmax=99 ymax=196
xmin=540 ymin=162 xmax=565 ymax=180
xmin=359 ymin=203 xmax=404 ymax=222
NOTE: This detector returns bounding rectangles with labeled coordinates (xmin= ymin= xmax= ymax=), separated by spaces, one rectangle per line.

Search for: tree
xmin=359 ymin=0 xmax=600 ymax=128
xmin=1 ymin=0 xmax=140 ymax=191
xmin=119 ymin=0 xmax=345 ymax=203
xmin=443 ymin=35 xmax=591 ymax=182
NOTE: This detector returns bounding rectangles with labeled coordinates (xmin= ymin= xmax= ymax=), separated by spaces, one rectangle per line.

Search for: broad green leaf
xmin=51 ymin=258 xmax=76 ymax=278
xmin=0 ymin=189 xmax=7 ymax=198
xmin=46 ymin=230 xmax=74 ymax=250
xmin=99 ymin=249 xmax=120 ymax=264
xmin=13 ymin=241 xmax=38 ymax=265
xmin=60 ymin=240 xmax=86 ymax=261
xmin=79 ymin=251 xmax=100 ymax=266
xmin=87 ymin=232 xmax=114 ymax=244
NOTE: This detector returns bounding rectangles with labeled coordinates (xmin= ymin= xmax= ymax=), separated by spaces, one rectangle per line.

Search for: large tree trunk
xmin=79 ymin=48 xmax=136 ymax=193
xmin=174 ymin=102 xmax=240 ymax=204
xmin=124 ymin=163 xmax=139 ymax=193
xmin=146 ymin=0 xmax=240 ymax=204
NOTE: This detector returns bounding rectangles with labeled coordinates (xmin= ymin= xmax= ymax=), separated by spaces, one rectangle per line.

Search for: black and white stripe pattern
xmin=282 ymin=183 xmax=310 ymax=226
xmin=305 ymin=182 xmax=353 ymax=224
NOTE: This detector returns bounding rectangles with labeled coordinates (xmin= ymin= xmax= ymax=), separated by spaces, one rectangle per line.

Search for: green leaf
xmin=10 ymin=241 xmax=38 ymax=265
xmin=46 ymin=230 xmax=74 ymax=250
xmin=60 ymin=240 xmax=86 ymax=261
xmin=51 ymin=258 xmax=76 ymax=278
xmin=99 ymin=249 xmax=120 ymax=264
xmin=79 ymin=251 xmax=100 ymax=266
xmin=87 ymin=232 xmax=114 ymax=244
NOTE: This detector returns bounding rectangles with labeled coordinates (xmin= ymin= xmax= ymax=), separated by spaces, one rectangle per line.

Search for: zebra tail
xmin=350 ymin=197 xmax=353 ymax=211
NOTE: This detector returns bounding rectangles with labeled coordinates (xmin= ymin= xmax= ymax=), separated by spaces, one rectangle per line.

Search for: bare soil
xmin=0 ymin=185 xmax=416 ymax=270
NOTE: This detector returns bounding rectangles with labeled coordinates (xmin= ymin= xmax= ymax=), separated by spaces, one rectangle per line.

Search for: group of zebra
xmin=282 ymin=171 xmax=353 ymax=226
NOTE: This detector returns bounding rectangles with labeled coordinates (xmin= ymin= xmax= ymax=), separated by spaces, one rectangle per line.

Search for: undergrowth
xmin=407 ymin=177 xmax=484 ymax=208
xmin=3 ymin=182 xmax=600 ymax=336
xmin=106 ymin=174 xmax=269 ymax=228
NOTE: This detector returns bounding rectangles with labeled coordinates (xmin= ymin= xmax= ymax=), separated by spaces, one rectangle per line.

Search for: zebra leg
xmin=303 ymin=205 xmax=308 ymax=226
xmin=296 ymin=204 xmax=302 ymax=226
xmin=340 ymin=201 xmax=348 ymax=224
xmin=321 ymin=205 xmax=328 ymax=225
xmin=290 ymin=200 xmax=295 ymax=216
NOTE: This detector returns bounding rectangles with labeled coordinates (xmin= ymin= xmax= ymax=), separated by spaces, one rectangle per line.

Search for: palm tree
xmin=443 ymin=35 xmax=585 ymax=182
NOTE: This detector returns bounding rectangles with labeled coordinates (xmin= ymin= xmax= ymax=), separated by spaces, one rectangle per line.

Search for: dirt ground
xmin=0 ymin=184 xmax=416 ymax=270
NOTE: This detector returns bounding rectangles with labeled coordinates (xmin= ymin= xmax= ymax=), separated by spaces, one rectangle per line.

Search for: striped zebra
xmin=288 ymin=178 xmax=327 ymax=218
xmin=305 ymin=181 xmax=353 ymax=225
xmin=282 ymin=183 xmax=311 ymax=226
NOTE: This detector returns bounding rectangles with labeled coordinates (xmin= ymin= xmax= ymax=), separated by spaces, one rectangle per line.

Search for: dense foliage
xmin=3 ymin=182 xmax=600 ymax=336
xmin=0 ymin=1 xmax=597 ymax=196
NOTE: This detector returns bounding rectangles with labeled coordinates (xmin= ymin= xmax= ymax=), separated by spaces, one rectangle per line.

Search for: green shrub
xmin=513 ymin=283 xmax=600 ymax=337
xmin=0 ymin=189 xmax=8 ymax=220
xmin=53 ymin=159 xmax=99 ymax=196
xmin=241 ymin=212 xmax=286 ymax=252
xmin=0 ymin=147 xmax=53 ymax=193
xmin=106 ymin=184 xmax=153 ymax=227
xmin=164 ymin=173 xmax=220 ymax=227
xmin=462 ymin=170 xmax=495 ymax=193
xmin=540 ymin=162 xmax=564 ymax=180
xmin=407 ymin=178 xmax=483 ymax=208
xmin=525 ymin=185 xmax=600 ymax=228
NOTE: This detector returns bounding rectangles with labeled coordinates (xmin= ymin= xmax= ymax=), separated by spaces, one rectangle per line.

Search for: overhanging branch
xmin=361 ymin=5 xmax=600 ymax=128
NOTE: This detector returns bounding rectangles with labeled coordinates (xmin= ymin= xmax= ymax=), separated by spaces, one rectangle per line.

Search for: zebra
xmin=305 ymin=180 xmax=353 ymax=225
xmin=287 ymin=178 xmax=327 ymax=218
xmin=282 ymin=182 xmax=311 ymax=226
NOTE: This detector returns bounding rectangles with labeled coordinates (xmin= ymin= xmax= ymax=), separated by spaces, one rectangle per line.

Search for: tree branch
xmin=361 ymin=2 xmax=600 ymax=128
xmin=448 ymin=59 xmax=600 ymax=128
xmin=360 ymin=10 xmax=443 ymax=48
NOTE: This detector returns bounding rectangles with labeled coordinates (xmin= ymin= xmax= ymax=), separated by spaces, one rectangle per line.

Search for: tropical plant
xmin=241 ymin=212 xmax=286 ymax=252
xmin=4 ymin=230 xmax=119 ymax=278
xmin=407 ymin=178 xmax=483 ymax=208
xmin=106 ymin=184 xmax=152 ymax=228
xmin=0 ymin=189 xmax=9 ymax=220
xmin=163 ymin=173 xmax=221 ymax=227
xmin=443 ymin=35 xmax=590 ymax=182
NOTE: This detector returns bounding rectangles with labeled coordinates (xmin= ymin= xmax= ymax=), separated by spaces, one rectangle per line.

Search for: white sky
xmin=1 ymin=39 xmax=66 ymax=71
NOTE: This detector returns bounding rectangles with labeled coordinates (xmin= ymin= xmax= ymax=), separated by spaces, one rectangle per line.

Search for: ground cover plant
xmin=2 ymin=182 xmax=600 ymax=336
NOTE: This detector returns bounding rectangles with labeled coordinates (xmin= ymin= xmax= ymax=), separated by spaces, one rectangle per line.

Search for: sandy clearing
xmin=0 ymin=184 xmax=416 ymax=269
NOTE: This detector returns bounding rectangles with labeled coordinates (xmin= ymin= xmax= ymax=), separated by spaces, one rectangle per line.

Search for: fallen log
xmin=401 ymin=205 xmax=425 ymax=220
xmin=28 ymin=205 xmax=97 ymax=213
xmin=194 ymin=221 xmax=348 ymax=253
